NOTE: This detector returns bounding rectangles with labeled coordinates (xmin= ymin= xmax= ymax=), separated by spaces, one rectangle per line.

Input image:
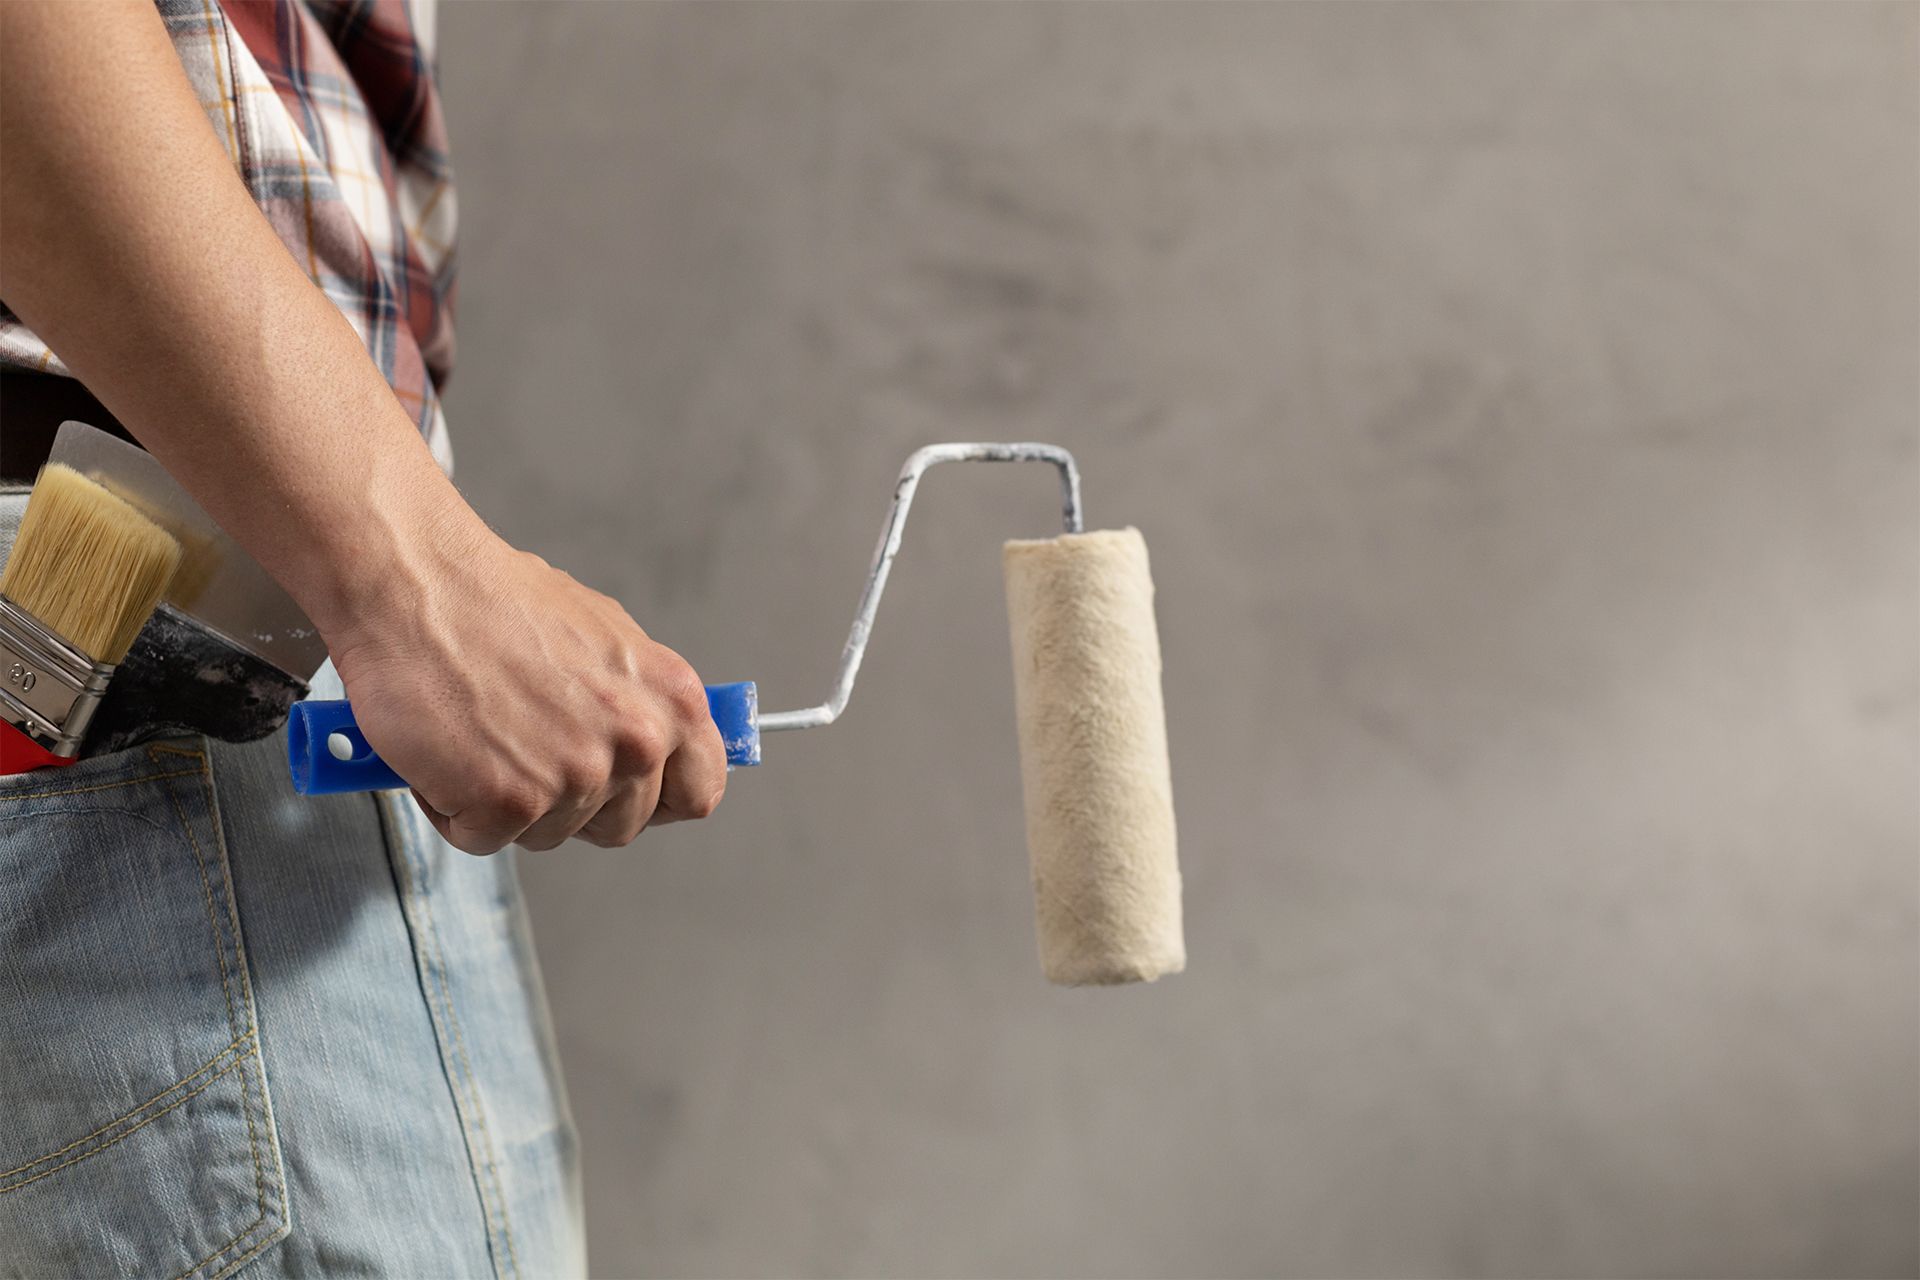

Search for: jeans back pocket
xmin=0 ymin=743 xmax=289 ymax=1279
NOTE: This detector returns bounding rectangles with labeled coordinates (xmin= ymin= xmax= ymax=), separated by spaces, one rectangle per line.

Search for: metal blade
xmin=47 ymin=419 xmax=328 ymax=680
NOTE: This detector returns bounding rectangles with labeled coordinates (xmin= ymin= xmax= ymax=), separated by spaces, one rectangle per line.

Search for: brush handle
xmin=287 ymin=681 xmax=762 ymax=795
xmin=0 ymin=721 xmax=79 ymax=775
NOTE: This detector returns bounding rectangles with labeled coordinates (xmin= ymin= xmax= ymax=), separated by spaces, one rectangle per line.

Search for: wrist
xmin=290 ymin=457 xmax=497 ymax=648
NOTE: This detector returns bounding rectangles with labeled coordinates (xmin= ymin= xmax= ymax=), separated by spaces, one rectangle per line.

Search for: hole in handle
xmin=326 ymin=731 xmax=368 ymax=762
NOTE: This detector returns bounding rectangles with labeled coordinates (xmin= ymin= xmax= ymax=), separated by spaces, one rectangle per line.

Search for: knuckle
xmin=667 ymin=667 xmax=709 ymax=718
xmin=490 ymin=787 xmax=544 ymax=829
xmin=579 ymin=811 xmax=647 ymax=848
xmin=685 ymin=782 xmax=724 ymax=820
xmin=616 ymin=722 xmax=668 ymax=770
xmin=558 ymin=755 xmax=607 ymax=800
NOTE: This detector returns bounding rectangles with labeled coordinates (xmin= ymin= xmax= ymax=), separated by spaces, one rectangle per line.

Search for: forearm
xmin=1 ymin=2 xmax=730 ymax=850
xmin=0 ymin=0 xmax=478 ymax=634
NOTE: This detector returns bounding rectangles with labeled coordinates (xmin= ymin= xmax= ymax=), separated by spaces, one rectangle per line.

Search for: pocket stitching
xmin=418 ymin=879 xmax=526 ymax=1279
xmin=152 ymin=750 xmax=242 ymax=1039
xmin=0 ymin=746 xmax=286 ymax=1275
xmin=203 ymin=1221 xmax=291 ymax=1280
xmin=0 ymin=1030 xmax=256 ymax=1180
xmin=0 ymin=768 xmax=204 ymax=805
xmin=149 ymin=746 xmax=286 ymax=1280
xmin=382 ymin=795 xmax=525 ymax=1279
xmin=0 ymin=799 xmax=243 ymax=1186
xmin=0 ymin=1050 xmax=252 ymax=1196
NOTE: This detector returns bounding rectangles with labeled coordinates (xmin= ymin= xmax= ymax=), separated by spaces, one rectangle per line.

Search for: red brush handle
xmin=0 ymin=721 xmax=78 ymax=775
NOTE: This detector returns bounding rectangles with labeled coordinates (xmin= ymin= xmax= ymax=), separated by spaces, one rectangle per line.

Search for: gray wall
xmin=437 ymin=5 xmax=1919 ymax=1277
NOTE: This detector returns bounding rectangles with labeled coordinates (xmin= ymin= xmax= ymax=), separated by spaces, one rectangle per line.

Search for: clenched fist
xmin=325 ymin=518 xmax=726 ymax=854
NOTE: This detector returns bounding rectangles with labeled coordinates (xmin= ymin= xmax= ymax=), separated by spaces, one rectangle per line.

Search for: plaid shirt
xmin=0 ymin=0 xmax=457 ymax=472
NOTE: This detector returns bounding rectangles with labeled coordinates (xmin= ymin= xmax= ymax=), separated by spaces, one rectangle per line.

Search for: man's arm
xmin=0 ymin=0 xmax=725 ymax=851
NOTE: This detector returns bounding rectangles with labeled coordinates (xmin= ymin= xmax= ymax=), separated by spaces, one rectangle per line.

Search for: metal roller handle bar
xmin=758 ymin=442 xmax=1082 ymax=733
xmin=285 ymin=443 xmax=1081 ymax=793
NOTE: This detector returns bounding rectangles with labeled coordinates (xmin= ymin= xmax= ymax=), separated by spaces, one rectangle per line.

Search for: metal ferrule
xmin=0 ymin=593 xmax=112 ymax=758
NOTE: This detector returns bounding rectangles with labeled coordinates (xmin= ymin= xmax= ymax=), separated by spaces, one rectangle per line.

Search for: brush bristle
xmin=94 ymin=477 xmax=217 ymax=609
xmin=0 ymin=464 xmax=182 ymax=662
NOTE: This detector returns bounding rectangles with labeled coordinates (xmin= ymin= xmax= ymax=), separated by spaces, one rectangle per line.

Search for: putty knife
xmin=43 ymin=421 xmax=325 ymax=754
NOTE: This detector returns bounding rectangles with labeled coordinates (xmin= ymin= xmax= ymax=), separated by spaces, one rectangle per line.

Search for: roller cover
xmin=1003 ymin=528 xmax=1184 ymax=985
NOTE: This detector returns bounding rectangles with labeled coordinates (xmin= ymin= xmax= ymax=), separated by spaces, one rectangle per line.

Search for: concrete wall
xmin=436 ymin=5 xmax=1919 ymax=1276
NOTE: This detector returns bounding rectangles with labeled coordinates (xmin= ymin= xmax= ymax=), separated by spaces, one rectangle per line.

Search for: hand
xmin=323 ymin=514 xmax=727 ymax=854
xmin=0 ymin=0 xmax=727 ymax=851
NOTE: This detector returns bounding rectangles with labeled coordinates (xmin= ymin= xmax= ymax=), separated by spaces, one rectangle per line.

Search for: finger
xmin=652 ymin=720 xmax=727 ymax=827
xmin=514 ymin=791 xmax=605 ymax=853
xmin=439 ymin=789 xmax=542 ymax=856
xmin=576 ymin=769 xmax=663 ymax=848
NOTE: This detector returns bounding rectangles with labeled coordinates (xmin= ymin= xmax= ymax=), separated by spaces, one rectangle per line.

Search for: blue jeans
xmin=0 ymin=664 xmax=585 ymax=1278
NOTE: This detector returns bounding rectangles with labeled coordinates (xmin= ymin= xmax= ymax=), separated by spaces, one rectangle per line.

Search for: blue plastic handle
xmin=288 ymin=680 xmax=762 ymax=796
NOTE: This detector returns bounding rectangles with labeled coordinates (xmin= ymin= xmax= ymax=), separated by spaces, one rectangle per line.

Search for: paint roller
xmin=1004 ymin=528 xmax=1182 ymax=984
xmin=290 ymin=443 xmax=1183 ymax=986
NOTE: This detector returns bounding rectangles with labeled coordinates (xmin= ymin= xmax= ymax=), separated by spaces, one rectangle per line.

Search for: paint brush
xmin=0 ymin=462 xmax=182 ymax=774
